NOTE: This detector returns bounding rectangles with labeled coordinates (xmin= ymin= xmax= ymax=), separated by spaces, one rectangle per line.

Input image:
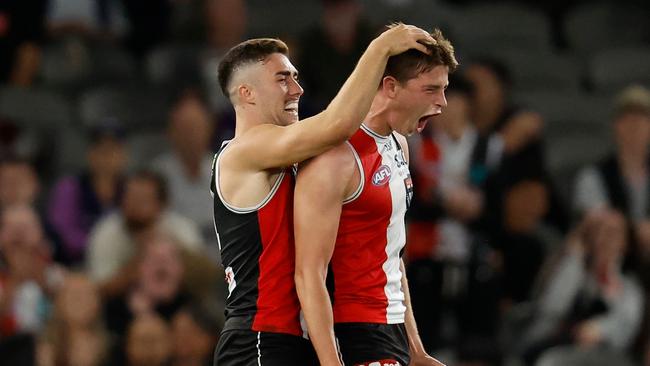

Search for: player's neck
xmin=233 ymin=105 xmax=266 ymax=138
xmin=363 ymin=94 xmax=393 ymax=137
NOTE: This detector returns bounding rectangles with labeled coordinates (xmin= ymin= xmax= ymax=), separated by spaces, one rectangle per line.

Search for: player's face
xmin=391 ymin=65 xmax=449 ymax=136
xmin=256 ymin=53 xmax=303 ymax=126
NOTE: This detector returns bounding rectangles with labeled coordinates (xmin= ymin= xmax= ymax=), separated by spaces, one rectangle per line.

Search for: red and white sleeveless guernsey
xmin=210 ymin=141 xmax=303 ymax=336
xmin=332 ymin=124 xmax=414 ymax=324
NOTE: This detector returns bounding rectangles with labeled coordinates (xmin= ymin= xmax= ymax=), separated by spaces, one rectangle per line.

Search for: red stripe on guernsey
xmin=252 ymin=173 xmax=302 ymax=335
xmin=332 ymin=130 xmax=394 ymax=324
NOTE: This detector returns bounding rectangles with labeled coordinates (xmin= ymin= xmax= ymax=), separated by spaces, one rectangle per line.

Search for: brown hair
xmin=217 ymin=38 xmax=289 ymax=100
xmin=383 ymin=27 xmax=458 ymax=85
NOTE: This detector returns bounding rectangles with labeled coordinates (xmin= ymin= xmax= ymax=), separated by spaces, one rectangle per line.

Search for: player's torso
xmin=331 ymin=125 xmax=413 ymax=324
xmin=211 ymin=143 xmax=303 ymax=336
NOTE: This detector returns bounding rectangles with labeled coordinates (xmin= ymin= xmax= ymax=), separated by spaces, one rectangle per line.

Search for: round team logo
xmin=372 ymin=165 xmax=392 ymax=186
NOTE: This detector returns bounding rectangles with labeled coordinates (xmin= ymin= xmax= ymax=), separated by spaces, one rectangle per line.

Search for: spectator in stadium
xmin=0 ymin=157 xmax=40 ymax=210
xmin=126 ymin=313 xmax=173 ymax=366
xmin=574 ymin=85 xmax=650 ymax=221
xmin=104 ymin=233 xmax=192 ymax=364
xmin=0 ymin=205 xmax=63 ymax=363
xmin=520 ymin=209 xmax=643 ymax=365
xmin=48 ymin=122 xmax=127 ymax=266
xmin=152 ymin=90 xmax=215 ymax=244
xmin=37 ymin=273 xmax=108 ymax=366
xmin=85 ymin=170 xmax=203 ymax=298
xmin=171 ymin=304 xmax=221 ymax=366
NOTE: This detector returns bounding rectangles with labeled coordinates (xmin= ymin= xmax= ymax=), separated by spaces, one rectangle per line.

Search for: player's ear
xmin=237 ymin=84 xmax=255 ymax=104
xmin=381 ymin=76 xmax=399 ymax=98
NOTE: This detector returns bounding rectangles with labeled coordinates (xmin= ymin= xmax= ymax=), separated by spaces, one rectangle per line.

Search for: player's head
xmin=380 ymin=27 xmax=458 ymax=136
xmin=218 ymin=38 xmax=303 ymax=126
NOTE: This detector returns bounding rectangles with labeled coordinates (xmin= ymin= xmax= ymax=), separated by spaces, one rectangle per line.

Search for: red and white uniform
xmin=332 ymin=124 xmax=413 ymax=324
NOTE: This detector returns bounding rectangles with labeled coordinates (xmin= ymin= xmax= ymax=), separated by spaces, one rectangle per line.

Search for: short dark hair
xmin=217 ymin=38 xmax=289 ymax=100
xmin=383 ymin=28 xmax=458 ymax=85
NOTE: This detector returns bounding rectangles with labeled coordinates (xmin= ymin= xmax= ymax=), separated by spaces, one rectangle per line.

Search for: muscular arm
xmin=233 ymin=24 xmax=435 ymax=169
xmin=294 ymin=144 xmax=357 ymax=366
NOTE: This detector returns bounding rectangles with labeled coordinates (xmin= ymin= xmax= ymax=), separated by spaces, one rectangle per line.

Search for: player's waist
xmin=223 ymin=314 xmax=303 ymax=336
xmin=333 ymin=300 xmax=406 ymax=324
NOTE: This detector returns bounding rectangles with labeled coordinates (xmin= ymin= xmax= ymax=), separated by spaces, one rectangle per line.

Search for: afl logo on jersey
xmin=372 ymin=165 xmax=391 ymax=186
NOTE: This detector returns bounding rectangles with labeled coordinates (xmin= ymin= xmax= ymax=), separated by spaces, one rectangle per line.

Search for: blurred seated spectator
xmin=105 ymin=233 xmax=192 ymax=364
xmin=126 ymin=313 xmax=172 ymax=366
xmin=0 ymin=156 xmax=67 ymax=262
xmin=0 ymin=205 xmax=64 ymax=362
xmin=496 ymin=178 xmax=560 ymax=305
xmin=37 ymin=273 xmax=108 ymax=366
xmin=152 ymin=90 xmax=215 ymax=245
xmin=47 ymin=122 xmax=127 ymax=266
xmin=296 ymin=0 xmax=375 ymax=113
xmin=171 ymin=304 xmax=221 ymax=366
xmin=573 ymin=85 xmax=650 ymax=291
xmin=464 ymin=57 xmax=568 ymax=245
xmin=464 ymin=59 xmax=542 ymax=147
xmin=574 ymin=85 xmax=650 ymax=220
xmin=0 ymin=156 xmax=40 ymax=210
xmin=520 ymin=210 xmax=643 ymax=365
xmin=104 ymin=233 xmax=191 ymax=335
xmin=0 ymin=0 xmax=47 ymax=86
xmin=464 ymin=59 xmax=545 ymax=185
xmin=86 ymin=170 xmax=203 ymax=297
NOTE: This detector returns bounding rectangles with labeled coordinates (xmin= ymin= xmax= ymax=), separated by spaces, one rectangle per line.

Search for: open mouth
xmin=284 ymin=101 xmax=299 ymax=116
xmin=417 ymin=114 xmax=434 ymax=133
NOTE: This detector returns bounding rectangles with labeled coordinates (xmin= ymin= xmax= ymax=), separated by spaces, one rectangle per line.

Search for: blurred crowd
xmin=1 ymin=0 xmax=650 ymax=365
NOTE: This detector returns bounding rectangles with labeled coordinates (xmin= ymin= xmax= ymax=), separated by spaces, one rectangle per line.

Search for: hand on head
xmin=372 ymin=23 xmax=437 ymax=56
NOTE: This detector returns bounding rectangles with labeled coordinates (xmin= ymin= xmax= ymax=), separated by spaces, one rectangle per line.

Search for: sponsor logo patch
xmin=224 ymin=266 xmax=236 ymax=298
xmin=372 ymin=165 xmax=391 ymax=186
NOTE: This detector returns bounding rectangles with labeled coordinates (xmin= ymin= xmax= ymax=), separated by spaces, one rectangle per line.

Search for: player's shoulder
xmin=298 ymin=142 xmax=355 ymax=173
xmin=228 ymin=124 xmax=284 ymax=150
xmin=219 ymin=124 xmax=283 ymax=166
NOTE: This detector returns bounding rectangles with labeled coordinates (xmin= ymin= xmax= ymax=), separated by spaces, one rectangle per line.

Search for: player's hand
xmin=370 ymin=23 xmax=436 ymax=57
xmin=409 ymin=352 xmax=446 ymax=366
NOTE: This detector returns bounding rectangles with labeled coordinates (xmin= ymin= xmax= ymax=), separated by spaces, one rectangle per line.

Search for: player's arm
xmin=235 ymin=24 xmax=436 ymax=169
xmin=294 ymin=145 xmax=357 ymax=366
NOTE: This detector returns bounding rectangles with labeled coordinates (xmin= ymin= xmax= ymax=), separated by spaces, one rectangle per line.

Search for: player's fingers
xmin=410 ymin=41 xmax=431 ymax=54
xmin=407 ymin=30 xmax=436 ymax=52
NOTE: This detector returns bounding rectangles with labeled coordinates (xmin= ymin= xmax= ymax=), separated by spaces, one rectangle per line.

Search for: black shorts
xmin=334 ymin=323 xmax=410 ymax=366
xmin=214 ymin=329 xmax=319 ymax=366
